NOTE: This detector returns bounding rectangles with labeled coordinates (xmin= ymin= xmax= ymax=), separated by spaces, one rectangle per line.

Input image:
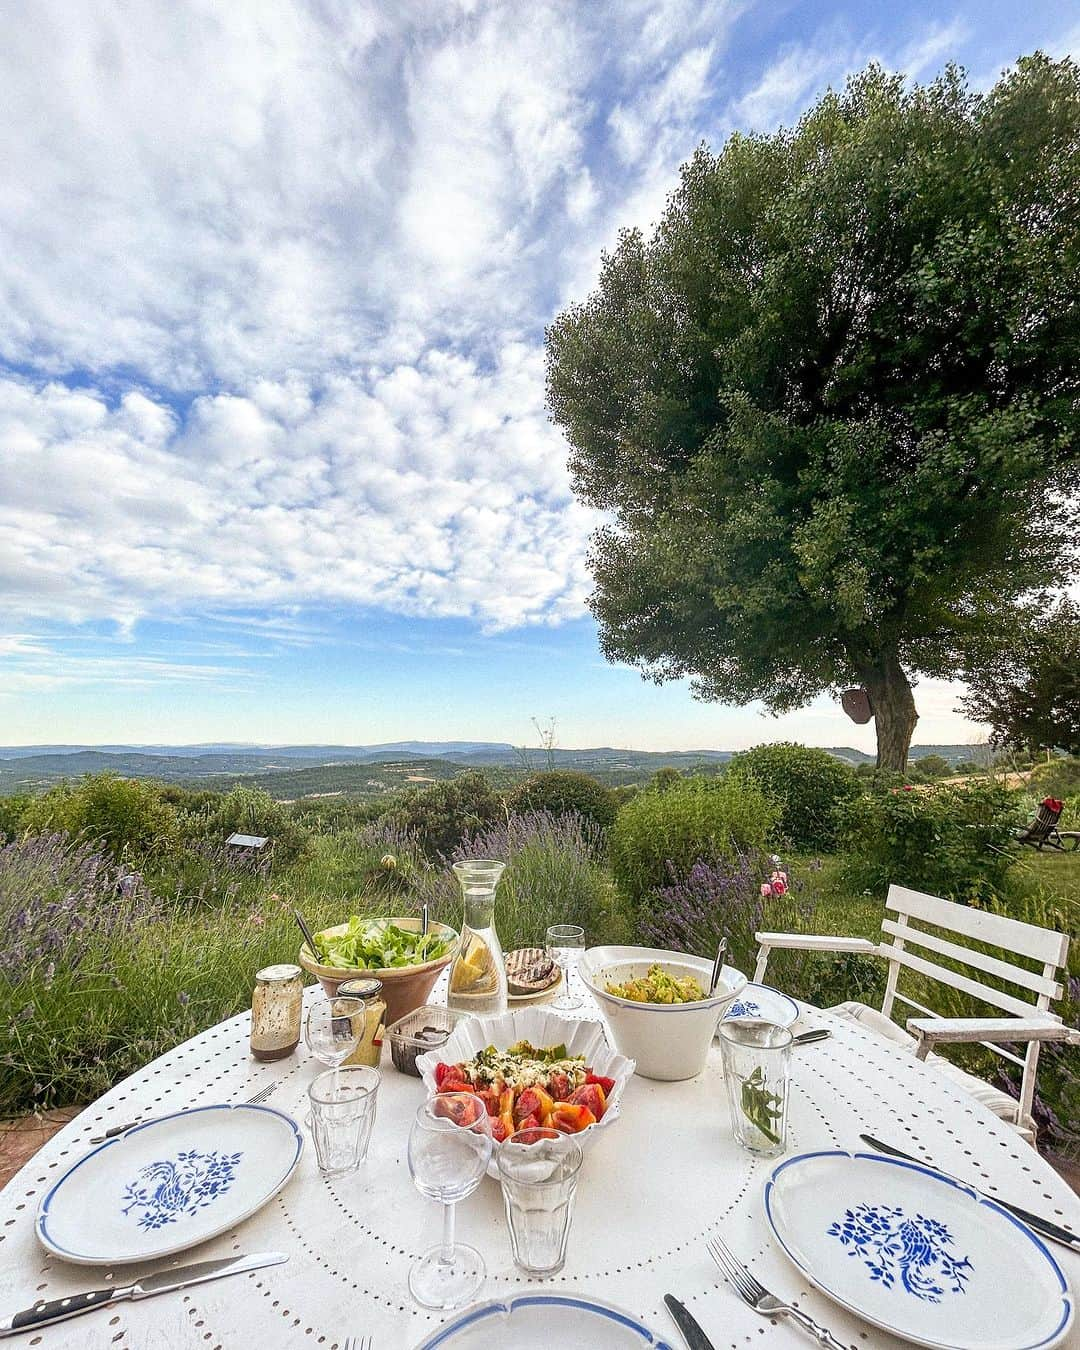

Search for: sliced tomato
xmin=438 ymin=1077 xmax=471 ymax=1096
xmin=498 ymin=1087 xmax=516 ymax=1139
xmin=433 ymin=1092 xmax=486 ymax=1128
xmin=568 ymin=1082 xmax=606 ymax=1120
xmin=548 ymin=1071 xmax=571 ymax=1101
xmin=490 ymin=1118 xmax=510 ymax=1143
xmin=475 ymin=1087 xmax=501 ymax=1117
xmin=433 ymin=1062 xmax=457 ymax=1090
xmin=513 ymin=1086 xmax=554 ymax=1126
xmin=585 ymin=1073 xmax=616 ymax=1095
xmin=549 ymin=1102 xmax=596 ymax=1134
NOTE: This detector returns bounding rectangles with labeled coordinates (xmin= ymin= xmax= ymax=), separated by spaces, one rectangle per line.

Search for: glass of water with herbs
xmin=719 ymin=1019 xmax=792 ymax=1156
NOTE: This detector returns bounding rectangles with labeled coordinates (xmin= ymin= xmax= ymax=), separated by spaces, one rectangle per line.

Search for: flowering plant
xmin=760 ymin=855 xmax=789 ymax=898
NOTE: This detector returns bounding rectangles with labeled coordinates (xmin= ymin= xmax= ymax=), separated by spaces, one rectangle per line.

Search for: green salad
xmin=313 ymin=918 xmax=452 ymax=970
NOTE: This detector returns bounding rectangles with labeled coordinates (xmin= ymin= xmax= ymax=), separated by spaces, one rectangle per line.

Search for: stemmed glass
xmin=546 ymin=923 xmax=585 ymax=1011
xmin=304 ymin=997 xmax=362 ymax=1082
xmin=407 ymin=1094 xmax=493 ymax=1309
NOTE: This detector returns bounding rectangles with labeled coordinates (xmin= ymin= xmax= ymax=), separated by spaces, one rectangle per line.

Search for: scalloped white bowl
xmin=580 ymin=945 xmax=747 ymax=1080
xmin=416 ymin=1008 xmax=634 ymax=1174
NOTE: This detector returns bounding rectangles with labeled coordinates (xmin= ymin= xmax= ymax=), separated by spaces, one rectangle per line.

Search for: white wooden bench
xmin=753 ymin=883 xmax=1078 ymax=1143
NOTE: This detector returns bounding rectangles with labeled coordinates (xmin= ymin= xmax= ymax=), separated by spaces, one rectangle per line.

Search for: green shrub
xmin=837 ymin=781 xmax=1022 ymax=902
xmin=504 ymin=770 xmax=617 ymax=830
xmin=1028 ymin=756 xmax=1080 ymax=800
xmin=648 ymin=766 xmax=682 ymax=793
xmin=0 ymin=794 xmax=31 ymax=841
xmin=21 ymin=773 xmax=177 ymax=860
xmin=380 ymin=770 xmax=502 ymax=860
xmin=726 ymin=743 xmax=860 ymax=851
xmin=195 ymin=786 xmax=309 ymax=865
xmin=609 ymin=775 xmax=779 ymax=905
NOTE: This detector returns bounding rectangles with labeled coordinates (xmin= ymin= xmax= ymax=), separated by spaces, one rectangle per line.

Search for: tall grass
xmin=1 ymin=813 xmax=626 ymax=1115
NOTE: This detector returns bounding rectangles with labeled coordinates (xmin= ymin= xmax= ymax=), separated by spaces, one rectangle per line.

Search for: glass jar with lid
xmin=250 ymin=963 xmax=304 ymax=1061
xmin=336 ymin=977 xmax=386 ymax=1067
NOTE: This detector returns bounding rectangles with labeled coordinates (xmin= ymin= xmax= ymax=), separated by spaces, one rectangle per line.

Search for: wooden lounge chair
xmin=753 ymin=884 xmax=1078 ymax=1143
xmin=1017 ymin=798 xmax=1077 ymax=851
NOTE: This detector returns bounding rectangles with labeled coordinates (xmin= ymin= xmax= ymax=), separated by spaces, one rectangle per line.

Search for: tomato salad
xmin=432 ymin=1039 xmax=615 ymax=1142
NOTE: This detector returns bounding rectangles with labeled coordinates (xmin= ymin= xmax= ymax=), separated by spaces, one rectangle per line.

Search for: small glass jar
xmin=250 ymin=964 xmax=304 ymax=1062
xmin=336 ymin=978 xmax=386 ymax=1067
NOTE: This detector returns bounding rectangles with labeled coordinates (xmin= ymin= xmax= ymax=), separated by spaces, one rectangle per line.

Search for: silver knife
xmin=0 ymin=1251 xmax=287 ymax=1337
xmin=664 ymin=1293 xmax=715 ymax=1350
xmin=860 ymin=1134 xmax=1080 ymax=1253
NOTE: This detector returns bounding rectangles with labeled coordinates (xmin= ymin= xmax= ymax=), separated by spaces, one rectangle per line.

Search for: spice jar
xmin=336 ymin=978 xmax=386 ymax=1067
xmin=250 ymin=964 xmax=303 ymax=1062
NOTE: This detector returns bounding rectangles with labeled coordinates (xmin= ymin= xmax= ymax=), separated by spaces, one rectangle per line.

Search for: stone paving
xmin=0 ymin=1107 xmax=81 ymax=1191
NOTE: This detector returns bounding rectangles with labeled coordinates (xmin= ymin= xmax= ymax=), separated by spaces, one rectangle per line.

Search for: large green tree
xmin=962 ymin=599 xmax=1080 ymax=754
xmin=546 ymin=57 xmax=1080 ymax=770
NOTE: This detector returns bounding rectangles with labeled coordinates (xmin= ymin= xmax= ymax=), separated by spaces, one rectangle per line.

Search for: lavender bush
xmin=642 ymin=851 xmax=811 ymax=976
xmin=0 ymin=832 xmax=158 ymax=983
xmin=447 ymin=811 xmax=621 ymax=949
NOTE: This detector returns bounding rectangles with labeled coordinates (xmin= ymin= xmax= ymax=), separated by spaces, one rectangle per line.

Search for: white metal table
xmin=1 ymin=967 xmax=1077 ymax=1349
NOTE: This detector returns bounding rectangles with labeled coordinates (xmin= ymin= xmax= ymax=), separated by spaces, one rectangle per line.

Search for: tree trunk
xmin=859 ymin=654 xmax=919 ymax=773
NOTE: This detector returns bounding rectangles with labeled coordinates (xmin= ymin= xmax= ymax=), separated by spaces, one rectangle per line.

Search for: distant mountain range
xmin=0 ymin=740 xmax=987 ymax=797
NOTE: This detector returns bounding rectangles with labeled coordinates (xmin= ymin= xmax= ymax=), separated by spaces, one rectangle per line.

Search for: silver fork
xmin=707 ymin=1235 xmax=848 ymax=1348
xmin=89 ymin=1082 xmax=279 ymax=1142
xmin=244 ymin=1082 xmax=279 ymax=1106
xmin=343 ymin=1338 xmax=373 ymax=1350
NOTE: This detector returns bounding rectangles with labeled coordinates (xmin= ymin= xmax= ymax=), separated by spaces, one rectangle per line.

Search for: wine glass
xmin=546 ymin=923 xmax=585 ymax=1010
xmin=407 ymin=1094 xmax=493 ymax=1309
xmin=304 ymin=996 xmax=362 ymax=1081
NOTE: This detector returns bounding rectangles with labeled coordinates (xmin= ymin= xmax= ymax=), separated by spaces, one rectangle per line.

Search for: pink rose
xmin=760 ymin=882 xmax=772 ymax=897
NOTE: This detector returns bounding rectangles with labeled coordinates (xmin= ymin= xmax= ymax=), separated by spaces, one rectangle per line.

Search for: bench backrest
xmin=879 ymin=884 xmax=1069 ymax=1029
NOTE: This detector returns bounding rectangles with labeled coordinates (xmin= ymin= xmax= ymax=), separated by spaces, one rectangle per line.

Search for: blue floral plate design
xmin=720 ymin=982 xmax=799 ymax=1028
xmin=763 ymin=1149 xmax=1074 ymax=1349
xmin=36 ymin=1103 xmax=303 ymax=1265
xmin=414 ymin=1293 xmax=676 ymax=1349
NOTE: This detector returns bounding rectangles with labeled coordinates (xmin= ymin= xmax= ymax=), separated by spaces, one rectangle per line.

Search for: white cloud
xmin=0 ymin=354 xmax=599 ymax=632
xmin=0 ymin=0 xmax=1012 ymax=665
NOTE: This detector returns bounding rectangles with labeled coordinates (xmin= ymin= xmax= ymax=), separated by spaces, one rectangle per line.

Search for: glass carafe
xmin=447 ymin=860 xmax=508 ymax=1016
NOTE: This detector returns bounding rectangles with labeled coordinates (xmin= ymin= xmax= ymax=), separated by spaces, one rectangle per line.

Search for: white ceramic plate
xmin=764 ymin=1149 xmax=1074 ymax=1350
xmin=412 ymin=1293 xmax=675 ymax=1348
xmin=416 ymin=1008 xmax=633 ymax=1174
xmin=720 ymin=981 xmax=799 ymax=1028
xmin=36 ymin=1103 xmax=304 ymax=1265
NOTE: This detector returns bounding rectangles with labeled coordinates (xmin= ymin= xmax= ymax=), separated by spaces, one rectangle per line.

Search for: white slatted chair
xmin=753 ymin=884 xmax=1078 ymax=1144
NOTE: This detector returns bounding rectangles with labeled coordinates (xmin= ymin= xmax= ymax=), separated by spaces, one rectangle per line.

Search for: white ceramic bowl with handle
xmin=579 ymin=945 xmax=747 ymax=1080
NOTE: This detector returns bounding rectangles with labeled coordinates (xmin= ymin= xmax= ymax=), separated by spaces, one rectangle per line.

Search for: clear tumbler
xmin=497 ymin=1129 xmax=582 ymax=1275
xmin=307 ymin=1066 xmax=380 ymax=1177
xmin=719 ymin=1019 xmax=792 ymax=1157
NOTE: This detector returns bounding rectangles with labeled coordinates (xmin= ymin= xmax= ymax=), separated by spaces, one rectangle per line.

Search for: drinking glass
xmin=719 ymin=1019 xmax=792 ymax=1157
xmin=407 ymin=1093 xmax=493 ymax=1309
xmin=497 ymin=1129 xmax=582 ymax=1275
xmin=305 ymin=996 xmax=363 ymax=1076
xmin=545 ymin=923 xmax=585 ymax=1011
xmin=307 ymin=1066 xmax=379 ymax=1177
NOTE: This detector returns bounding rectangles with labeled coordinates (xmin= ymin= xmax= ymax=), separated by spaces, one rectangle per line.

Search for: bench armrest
xmin=753 ymin=933 xmax=877 ymax=982
xmin=906 ymin=1015 xmax=1076 ymax=1061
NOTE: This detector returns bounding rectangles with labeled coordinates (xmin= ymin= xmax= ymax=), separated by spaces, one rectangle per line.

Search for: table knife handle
xmin=1 ymin=1287 xmax=121 ymax=1336
xmin=783 ymin=1306 xmax=848 ymax=1349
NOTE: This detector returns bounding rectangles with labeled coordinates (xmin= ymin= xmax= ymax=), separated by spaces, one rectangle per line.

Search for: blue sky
xmin=2 ymin=1 xmax=1076 ymax=751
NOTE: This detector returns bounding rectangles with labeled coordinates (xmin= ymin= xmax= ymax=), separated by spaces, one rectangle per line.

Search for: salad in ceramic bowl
xmin=299 ymin=915 xmax=459 ymax=1024
xmin=416 ymin=1007 xmax=634 ymax=1173
xmin=580 ymin=945 xmax=746 ymax=1081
